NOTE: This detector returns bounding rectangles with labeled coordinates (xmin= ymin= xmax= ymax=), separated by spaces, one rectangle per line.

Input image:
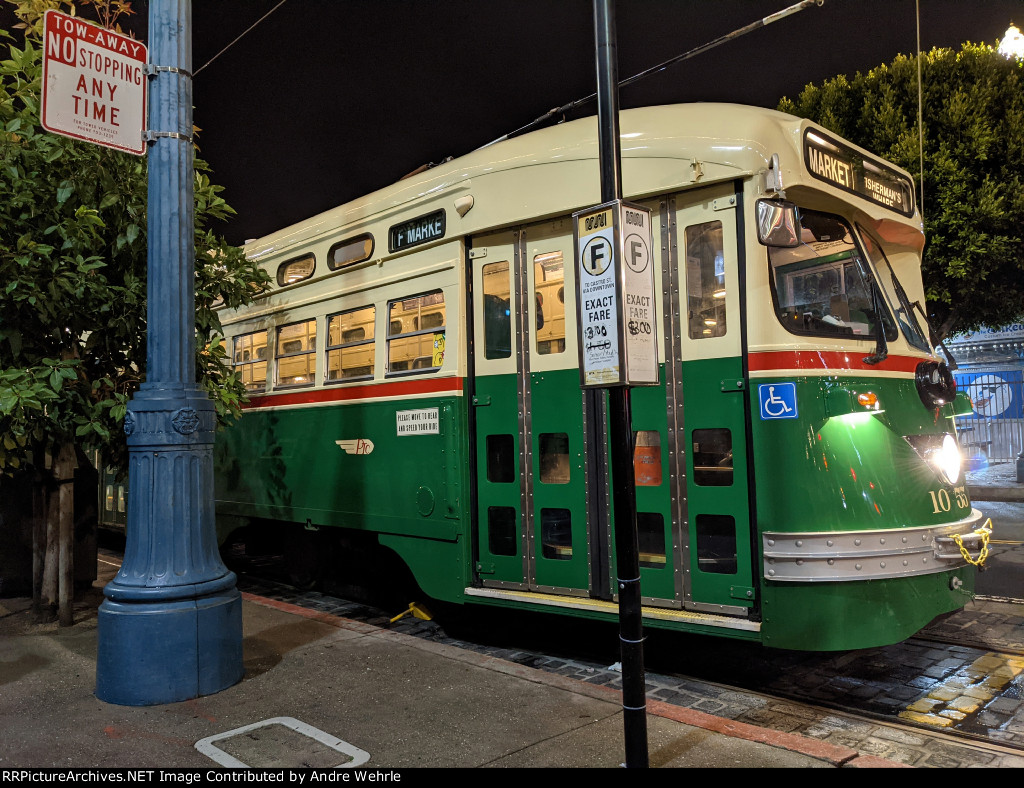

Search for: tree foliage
xmin=778 ymin=42 xmax=1024 ymax=341
xmin=0 ymin=0 xmax=271 ymax=477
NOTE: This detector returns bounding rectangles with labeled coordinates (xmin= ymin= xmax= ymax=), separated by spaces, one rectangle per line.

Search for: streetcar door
xmin=668 ymin=184 xmax=755 ymax=613
xmin=471 ymin=222 xmax=591 ymax=594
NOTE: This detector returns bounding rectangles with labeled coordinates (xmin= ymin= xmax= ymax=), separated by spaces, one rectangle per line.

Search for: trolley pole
xmin=594 ymin=0 xmax=649 ymax=768
xmin=95 ymin=0 xmax=244 ymax=705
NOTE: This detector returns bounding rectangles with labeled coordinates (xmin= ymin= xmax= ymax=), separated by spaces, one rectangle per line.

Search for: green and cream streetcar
xmin=210 ymin=103 xmax=990 ymax=651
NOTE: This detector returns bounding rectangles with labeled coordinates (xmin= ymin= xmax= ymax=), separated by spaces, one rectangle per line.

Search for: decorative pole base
xmin=95 ymin=387 xmax=244 ymax=706
xmin=96 ymin=585 xmax=242 ymax=706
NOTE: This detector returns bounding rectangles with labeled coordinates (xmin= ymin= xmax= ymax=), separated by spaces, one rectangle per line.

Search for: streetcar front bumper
xmin=762 ymin=509 xmax=991 ymax=582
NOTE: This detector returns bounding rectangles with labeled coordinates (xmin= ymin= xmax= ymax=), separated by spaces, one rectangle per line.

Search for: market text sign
xmin=573 ymin=200 xmax=659 ymax=388
xmin=42 ymin=10 xmax=147 ymax=155
xmin=803 ymin=129 xmax=914 ymax=218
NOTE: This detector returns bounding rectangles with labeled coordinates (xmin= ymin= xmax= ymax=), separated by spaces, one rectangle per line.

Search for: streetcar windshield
xmin=857 ymin=228 xmax=932 ymax=352
xmin=768 ymin=208 xmax=897 ymax=342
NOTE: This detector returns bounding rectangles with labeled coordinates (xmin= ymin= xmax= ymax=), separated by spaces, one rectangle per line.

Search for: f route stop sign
xmin=573 ymin=199 xmax=659 ymax=388
xmin=42 ymin=9 xmax=148 ymax=156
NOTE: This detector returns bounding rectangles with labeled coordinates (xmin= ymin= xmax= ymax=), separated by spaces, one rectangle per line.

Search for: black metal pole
xmin=595 ymin=1 xmax=622 ymax=201
xmin=594 ymin=0 xmax=648 ymax=768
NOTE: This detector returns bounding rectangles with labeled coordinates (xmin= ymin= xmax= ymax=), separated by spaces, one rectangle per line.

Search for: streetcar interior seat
xmin=830 ymin=295 xmax=850 ymax=321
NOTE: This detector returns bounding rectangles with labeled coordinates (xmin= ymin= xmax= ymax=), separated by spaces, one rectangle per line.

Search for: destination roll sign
xmin=803 ymin=130 xmax=915 ymax=218
xmin=573 ymin=200 xmax=659 ymax=388
xmin=389 ymin=209 xmax=446 ymax=253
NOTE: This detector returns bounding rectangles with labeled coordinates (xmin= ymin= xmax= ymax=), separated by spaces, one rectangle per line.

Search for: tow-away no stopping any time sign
xmin=42 ymin=9 xmax=147 ymax=156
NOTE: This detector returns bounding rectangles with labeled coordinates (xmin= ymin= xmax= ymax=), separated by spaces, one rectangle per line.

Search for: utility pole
xmin=95 ymin=0 xmax=243 ymax=706
xmin=593 ymin=0 xmax=649 ymax=768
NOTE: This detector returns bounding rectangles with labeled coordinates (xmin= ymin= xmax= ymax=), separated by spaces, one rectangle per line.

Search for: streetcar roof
xmin=243 ymin=103 xmax=917 ymax=263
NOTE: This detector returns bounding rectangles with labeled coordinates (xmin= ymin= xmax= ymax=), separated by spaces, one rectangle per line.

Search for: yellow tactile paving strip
xmin=899 ymin=653 xmax=1024 ymax=727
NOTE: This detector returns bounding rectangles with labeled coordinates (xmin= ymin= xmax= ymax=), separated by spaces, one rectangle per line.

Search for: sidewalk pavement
xmin=0 ymin=587 xmax=905 ymax=770
xmin=967 ymin=461 xmax=1024 ymax=502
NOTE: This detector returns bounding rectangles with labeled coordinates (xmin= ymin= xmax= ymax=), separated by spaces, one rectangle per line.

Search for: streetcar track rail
xmin=650 ymin=667 xmax=1024 ymax=761
xmin=908 ymin=633 xmax=1024 ymax=658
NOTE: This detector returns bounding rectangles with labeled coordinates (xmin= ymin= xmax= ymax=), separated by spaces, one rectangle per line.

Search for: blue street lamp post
xmin=95 ymin=0 xmax=243 ymax=706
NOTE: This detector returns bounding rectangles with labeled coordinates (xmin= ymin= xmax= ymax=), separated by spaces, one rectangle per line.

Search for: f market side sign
xmin=42 ymin=9 xmax=148 ymax=156
xmin=573 ymin=199 xmax=659 ymax=388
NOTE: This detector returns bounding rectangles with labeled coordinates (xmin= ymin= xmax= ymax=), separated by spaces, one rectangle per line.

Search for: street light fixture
xmin=998 ymin=23 xmax=1024 ymax=59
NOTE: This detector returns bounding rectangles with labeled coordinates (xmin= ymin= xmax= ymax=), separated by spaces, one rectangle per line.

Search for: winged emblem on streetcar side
xmin=335 ymin=439 xmax=374 ymax=455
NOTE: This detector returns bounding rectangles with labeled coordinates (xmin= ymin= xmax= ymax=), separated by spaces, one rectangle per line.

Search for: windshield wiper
xmin=910 ymin=299 xmax=958 ymax=370
xmin=862 ymin=280 xmax=889 ymax=365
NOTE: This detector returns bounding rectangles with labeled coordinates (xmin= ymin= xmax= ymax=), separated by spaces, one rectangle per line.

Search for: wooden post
xmin=56 ymin=442 xmax=78 ymax=627
xmin=31 ymin=467 xmax=46 ymax=617
xmin=41 ymin=452 xmax=58 ymax=623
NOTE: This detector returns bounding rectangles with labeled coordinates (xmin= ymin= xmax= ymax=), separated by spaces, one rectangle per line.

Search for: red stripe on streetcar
xmin=748 ymin=351 xmax=921 ymax=373
xmin=241 ymin=377 xmax=463 ymax=409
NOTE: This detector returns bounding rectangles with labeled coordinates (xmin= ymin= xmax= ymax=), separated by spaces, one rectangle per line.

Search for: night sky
xmin=5 ymin=0 xmax=1024 ymax=245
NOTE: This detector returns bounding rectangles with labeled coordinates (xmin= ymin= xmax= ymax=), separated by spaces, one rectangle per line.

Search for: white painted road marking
xmin=195 ymin=717 xmax=370 ymax=768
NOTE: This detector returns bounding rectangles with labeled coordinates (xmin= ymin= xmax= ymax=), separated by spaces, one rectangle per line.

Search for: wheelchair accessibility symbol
xmin=758 ymin=383 xmax=798 ymax=420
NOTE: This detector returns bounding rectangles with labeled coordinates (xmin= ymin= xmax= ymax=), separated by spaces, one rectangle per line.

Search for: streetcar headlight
xmin=933 ymin=433 xmax=962 ymax=484
xmin=905 ymin=433 xmax=961 ymax=484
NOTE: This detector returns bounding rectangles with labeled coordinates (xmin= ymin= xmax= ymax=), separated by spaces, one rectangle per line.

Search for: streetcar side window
xmin=539 ymin=433 xmax=570 ymax=484
xmin=327 ymin=234 xmax=374 ymax=271
xmin=633 ymin=431 xmax=662 ymax=486
xmin=692 ymin=428 xmax=733 ymax=486
xmin=233 ymin=330 xmax=268 ymax=392
xmin=387 ymin=290 xmax=445 ymax=375
xmin=488 ymin=506 xmax=518 ymax=556
xmin=534 ymin=252 xmax=566 ymax=355
xmin=326 ymin=306 xmax=375 ymax=381
xmin=486 ymin=434 xmax=516 ymax=483
xmin=276 ymin=253 xmax=315 ymax=287
xmin=684 ymin=221 xmax=727 ymax=339
xmin=276 ymin=319 xmax=316 ymax=387
xmin=638 ymin=512 xmax=666 ymax=568
xmin=541 ymin=508 xmax=572 ymax=560
xmin=695 ymin=514 xmax=737 ymax=575
xmin=482 ymin=261 xmax=512 ymax=360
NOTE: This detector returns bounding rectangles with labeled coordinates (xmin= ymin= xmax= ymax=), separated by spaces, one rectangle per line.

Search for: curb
xmin=241 ymin=592 xmax=910 ymax=768
xmin=968 ymin=485 xmax=1024 ymax=503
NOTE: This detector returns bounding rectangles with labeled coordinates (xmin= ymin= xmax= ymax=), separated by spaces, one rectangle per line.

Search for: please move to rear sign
xmin=42 ymin=9 xmax=147 ymax=155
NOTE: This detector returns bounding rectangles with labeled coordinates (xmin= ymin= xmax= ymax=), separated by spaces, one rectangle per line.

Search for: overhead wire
xmin=194 ymin=0 xmax=288 ymax=77
xmin=916 ymin=0 xmax=925 ymax=220
xmin=476 ymin=0 xmax=825 ymax=150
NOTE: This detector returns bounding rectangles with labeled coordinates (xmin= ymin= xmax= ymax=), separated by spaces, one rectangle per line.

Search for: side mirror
xmin=756 ymin=199 xmax=801 ymax=248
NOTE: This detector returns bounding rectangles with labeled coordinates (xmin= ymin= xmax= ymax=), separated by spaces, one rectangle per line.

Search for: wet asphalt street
xmin=971 ymin=498 xmax=1023 ymax=600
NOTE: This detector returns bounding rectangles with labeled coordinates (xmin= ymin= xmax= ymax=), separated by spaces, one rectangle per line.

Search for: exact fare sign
xmin=573 ymin=200 xmax=658 ymax=388
xmin=42 ymin=10 xmax=148 ymax=155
